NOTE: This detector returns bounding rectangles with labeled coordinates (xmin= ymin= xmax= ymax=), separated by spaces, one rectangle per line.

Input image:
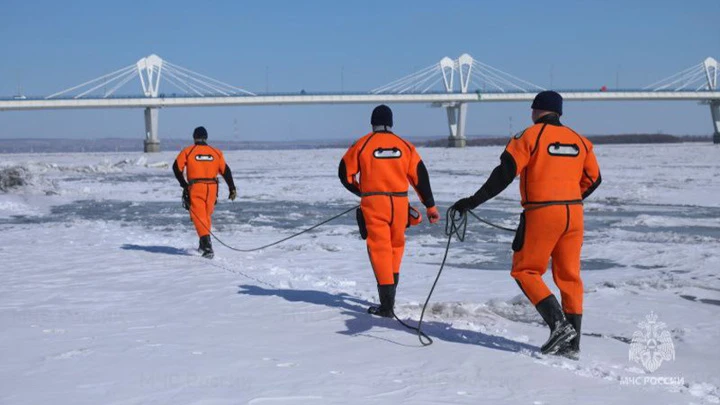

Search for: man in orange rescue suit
xmin=173 ymin=126 xmax=237 ymax=259
xmin=339 ymin=105 xmax=440 ymax=317
xmin=451 ymin=91 xmax=601 ymax=358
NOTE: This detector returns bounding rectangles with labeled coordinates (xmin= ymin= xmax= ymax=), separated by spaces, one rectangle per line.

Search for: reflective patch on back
xmin=373 ymin=147 xmax=402 ymax=159
xmin=195 ymin=154 xmax=215 ymax=161
xmin=548 ymin=143 xmax=580 ymax=157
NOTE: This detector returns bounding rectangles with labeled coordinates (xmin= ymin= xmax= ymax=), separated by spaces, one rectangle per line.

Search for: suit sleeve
xmin=462 ymin=130 xmax=533 ymax=207
xmin=504 ymin=129 xmax=533 ymax=175
xmin=580 ymin=142 xmax=602 ymax=199
xmin=407 ymin=146 xmax=435 ymax=208
xmin=222 ymin=165 xmax=237 ymax=192
xmin=216 ymin=149 xmax=227 ymax=174
xmin=467 ymin=151 xmax=517 ymax=206
xmin=338 ymin=141 xmax=362 ymax=197
xmin=216 ymin=150 xmax=236 ymax=191
xmin=173 ymin=149 xmax=188 ymax=188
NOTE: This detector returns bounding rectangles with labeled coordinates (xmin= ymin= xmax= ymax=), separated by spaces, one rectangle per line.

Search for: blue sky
xmin=1 ymin=0 xmax=718 ymax=142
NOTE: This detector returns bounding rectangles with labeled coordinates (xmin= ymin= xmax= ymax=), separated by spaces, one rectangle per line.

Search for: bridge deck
xmin=2 ymin=91 xmax=719 ymax=111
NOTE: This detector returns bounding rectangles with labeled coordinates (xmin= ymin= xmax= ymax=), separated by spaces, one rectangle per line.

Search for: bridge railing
xmin=6 ymin=88 xmax=719 ymax=102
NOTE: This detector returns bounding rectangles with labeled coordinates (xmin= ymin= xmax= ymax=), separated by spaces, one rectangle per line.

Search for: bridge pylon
xmin=137 ymin=55 xmax=163 ymax=152
xmin=704 ymin=58 xmax=720 ymax=144
xmin=371 ymin=53 xmax=544 ymax=148
xmin=44 ymin=54 xmax=254 ymax=152
xmin=711 ymin=101 xmax=720 ymax=144
xmin=647 ymin=57 xmax=719 ymax=143
xmin=144 ymin=107 xmax=160 ymax=153
xmin=443 ymin=55 xmax=472 ymax=147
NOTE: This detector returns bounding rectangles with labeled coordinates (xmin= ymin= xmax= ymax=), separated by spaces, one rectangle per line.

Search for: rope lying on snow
xmin=189 ymin=202 xmax=517 ymax=346
xmin=190 ymin=205 xmax=359 ymax=252
xmin=394 ymin=206 xmax=515 ymax=346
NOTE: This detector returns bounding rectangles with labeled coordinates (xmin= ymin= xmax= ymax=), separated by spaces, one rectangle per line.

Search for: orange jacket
xmin=463 ymin=114 xmax=601 ymax=209
xmin=339 ymin=131 xmax=435 ymax=207
xmin=173 ymin=142 xmax=236 ymax=190
xmin=506 ymin=118 xmax=601 ymax=207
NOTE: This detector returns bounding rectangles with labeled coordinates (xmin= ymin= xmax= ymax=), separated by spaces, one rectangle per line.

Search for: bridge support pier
xmin=711 ymin=101 xmax=720 ymax=144
xmin=446 ymin=103 xmax=467 ymax=148
xmin=143 ymin=107 xmax=160 ymax=153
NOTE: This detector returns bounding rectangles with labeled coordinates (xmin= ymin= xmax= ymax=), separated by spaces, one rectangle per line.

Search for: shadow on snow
xmin=121 ymin=244 xmax=192 ymax=256
xmin=237 ymin=284 xmax=538 ymax=353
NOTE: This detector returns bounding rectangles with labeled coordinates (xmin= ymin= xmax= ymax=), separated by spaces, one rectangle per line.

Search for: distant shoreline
xmin=0 ymin=134 xmax=712 ymax=154
xmin=422 ymin=134 xmax=712 ymax=147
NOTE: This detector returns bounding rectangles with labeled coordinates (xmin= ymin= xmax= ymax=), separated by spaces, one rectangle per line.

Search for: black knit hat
xmin=531 ymin=91 xmax=563 ymax=116
xmin=192 ymin=126 xmax=208 ymax=139
xmin=371 ymin=105 xmax=393 ymax=127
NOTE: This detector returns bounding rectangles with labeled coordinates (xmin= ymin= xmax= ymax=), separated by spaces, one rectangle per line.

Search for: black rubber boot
xmin=368 ymin=284 xmax=395 ymax=318
xmin=389 ymin=277 xmax=397 ymax=311
xmin=535 ymin=295 xmax=576 ymax=354
xmin=557 ymin=313 xmax=582 ymax=359
xmin=199 ymin=235 xmax=214 ymax=259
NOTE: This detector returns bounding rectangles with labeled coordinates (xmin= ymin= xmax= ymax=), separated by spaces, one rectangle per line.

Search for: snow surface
xmin=1 ymin=143 xmax=719 ymax=404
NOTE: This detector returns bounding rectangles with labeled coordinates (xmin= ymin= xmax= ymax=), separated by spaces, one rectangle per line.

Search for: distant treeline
xmin=0 ymin=138 xmax=348 ymax=154
xmin=0 ymin=134 xmax=713 ymax=154
xmin=420 ymin=134 xmax=712 ymax=147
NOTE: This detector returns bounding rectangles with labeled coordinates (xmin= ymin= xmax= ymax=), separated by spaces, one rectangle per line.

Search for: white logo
xmin=629 ymin=312 xmax=675 ymax=372
xmin=373 ymin=148 xmax=402 ymax=159
xmin=547 ymin=143 xmax=580 ymax=157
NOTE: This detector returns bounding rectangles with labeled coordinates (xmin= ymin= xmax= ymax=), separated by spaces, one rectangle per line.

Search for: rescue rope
xmin=466 ymin=210 xmax=516 ymax=233
xmin=396 ymin=207 xmax=515 ymax=346
xmin=190 ymin=205 xmax=360 ymax=252
xmin=393 ymin=207 xmax=468 ymax=346
xmin=190 ymin=201 xmax=516 ymax=347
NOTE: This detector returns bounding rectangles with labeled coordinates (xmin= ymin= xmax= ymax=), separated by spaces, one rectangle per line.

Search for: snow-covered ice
xmin=1 ymin=143 xmax=719 ymax=404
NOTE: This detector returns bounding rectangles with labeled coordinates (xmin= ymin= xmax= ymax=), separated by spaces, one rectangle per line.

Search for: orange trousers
xmin=511 ymin=204 xmax=584 ymax=314
xmin=361 ymin=195 xmax=409 ymax=286
xmin=188 ymin=182 xmax=218 ymax=237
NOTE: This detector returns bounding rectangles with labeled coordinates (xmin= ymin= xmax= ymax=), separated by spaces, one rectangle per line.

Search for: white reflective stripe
xmin=547 ymin=143 xmax=579 ymax=156
xmin=195 ymin=154 xmax=215 ymax=161
xmin=373 ymin=148 xmax=402 ymax=159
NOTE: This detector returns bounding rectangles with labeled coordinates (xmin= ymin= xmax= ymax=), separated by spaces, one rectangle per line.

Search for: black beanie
xmin=371 ymin=105 xmax=393 ymax=127
xmin=192 ymin=126 xmax=208 ymax=139
xmin=531 ymin=91 xmax=563 ymax=116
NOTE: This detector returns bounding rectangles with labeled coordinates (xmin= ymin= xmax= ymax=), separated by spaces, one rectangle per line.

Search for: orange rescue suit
xmin=174 ymin=142 xmax=233 ymax=237
xmin=339 ymin=131 xmax=436 ymax=286
xmin=506 ymin=119 xmax=601 ymax=315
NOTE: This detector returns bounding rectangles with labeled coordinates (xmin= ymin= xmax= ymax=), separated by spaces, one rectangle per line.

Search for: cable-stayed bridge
xmin=1 ymin=54 xmax=718 ymax=151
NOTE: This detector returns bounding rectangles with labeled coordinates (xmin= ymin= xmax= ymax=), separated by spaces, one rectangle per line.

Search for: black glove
xmin=229 ymin=189 xmax=237 ymax=201
xmin=451 ymin=196 xmax=478 ymax=214
xmin=182 ymin=187 xmax=190 ymax=210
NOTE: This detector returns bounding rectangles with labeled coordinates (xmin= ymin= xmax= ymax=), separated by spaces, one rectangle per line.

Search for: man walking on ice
xmin=339 ymin=105 xmax=440 ymax=318
xmin=173 ymin=126 xmax=237 ymax=259
xmin=451 ymin=91 xmax=601 ymax=358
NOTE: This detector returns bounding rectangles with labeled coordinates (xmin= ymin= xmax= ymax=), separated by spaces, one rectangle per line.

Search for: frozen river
xmin=1 ymin=143 xmax=719 ymax=404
